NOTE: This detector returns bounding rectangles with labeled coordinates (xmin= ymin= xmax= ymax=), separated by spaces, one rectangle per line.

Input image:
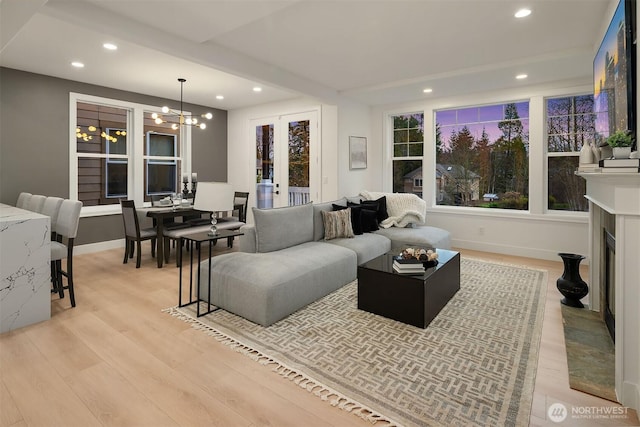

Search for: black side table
xmin=178 ymin=229 xmax=244 ymax=317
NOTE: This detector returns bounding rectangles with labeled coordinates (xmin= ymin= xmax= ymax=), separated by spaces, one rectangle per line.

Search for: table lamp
xmin=193 ymin=182 xmax=234 ymax=236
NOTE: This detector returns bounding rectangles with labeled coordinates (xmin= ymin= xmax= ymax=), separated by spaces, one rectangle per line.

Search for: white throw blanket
xmin=360 ymin=191 xmax=426 ymax=228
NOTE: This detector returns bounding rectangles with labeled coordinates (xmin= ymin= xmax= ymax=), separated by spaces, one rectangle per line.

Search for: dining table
xmin=142 ymin=206 xmax=212 ymax=268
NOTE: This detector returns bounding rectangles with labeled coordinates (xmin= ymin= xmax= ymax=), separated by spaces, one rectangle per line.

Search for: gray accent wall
xmin=0 ymin=67 xmax=227 ymax=245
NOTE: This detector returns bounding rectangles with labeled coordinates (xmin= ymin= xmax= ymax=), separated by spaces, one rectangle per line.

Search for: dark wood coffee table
xmin=357 ymin=249 xmax=460 ymax=328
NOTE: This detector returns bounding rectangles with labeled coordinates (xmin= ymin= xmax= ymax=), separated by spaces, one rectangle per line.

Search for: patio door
xmin=253 ymin=111 xmax=319 ymax=209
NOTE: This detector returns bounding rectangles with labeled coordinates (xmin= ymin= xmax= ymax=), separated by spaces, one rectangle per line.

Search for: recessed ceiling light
xmin=71 ymin=61 xmax=85 ymax=68
xmin=216 ymin=95 xmax=224 ymax=100
xmin=516 ymin=74 xmax=528 ymax=80
xmin=423 ymin=88 xmax=433 ymax=93
xmin=253 ymin=87 xmax=262 ymax=92
xmin=515 ymin=8 xmax=531 ymax=18
xmin=103 ymin=43 xmax=118 ymax=50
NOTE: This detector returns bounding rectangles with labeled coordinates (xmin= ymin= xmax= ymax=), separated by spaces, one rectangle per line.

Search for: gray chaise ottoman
xmin=199 ymin=242 xmax=356 ymax=326
xmin=199 ymin=203 xmax=359 ymax=326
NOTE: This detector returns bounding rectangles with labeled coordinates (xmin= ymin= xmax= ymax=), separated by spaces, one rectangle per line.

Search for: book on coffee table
xmin=393 ymin=256 xmax=422 ymax=264
xmin=393 ymin=260 xmax=425 ymax=274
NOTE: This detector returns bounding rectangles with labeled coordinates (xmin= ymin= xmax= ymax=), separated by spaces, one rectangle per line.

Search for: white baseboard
xmin=75 ymin=239 xmax=124 ymax=255
xmin=621 ymin=381 xmax=639 ymax=413
xmin=451 ymin=238 xmax=590 ymax=265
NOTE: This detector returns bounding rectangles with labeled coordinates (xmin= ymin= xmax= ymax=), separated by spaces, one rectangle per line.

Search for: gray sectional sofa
xmin=199 ymin=194 xmax=451 ymax=326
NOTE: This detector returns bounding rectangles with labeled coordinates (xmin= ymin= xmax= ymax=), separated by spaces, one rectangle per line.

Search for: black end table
xmin=357 ymin=249 xmax=460 ymax=328
xmin=178 ymin=229 xmax=244 ymax=317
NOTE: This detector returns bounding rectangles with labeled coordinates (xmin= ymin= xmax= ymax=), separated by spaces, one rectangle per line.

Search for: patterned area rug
xmin=166 ymin=258 xmax=547 ymax=427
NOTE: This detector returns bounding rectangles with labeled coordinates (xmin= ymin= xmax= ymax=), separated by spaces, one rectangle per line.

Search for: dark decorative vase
xmin=557 ymin=253 xmax=589 ymax=308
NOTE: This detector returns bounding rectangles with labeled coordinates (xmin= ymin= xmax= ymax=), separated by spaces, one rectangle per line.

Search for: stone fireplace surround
xmin=579 ymin=171 xmax=640 ymax=412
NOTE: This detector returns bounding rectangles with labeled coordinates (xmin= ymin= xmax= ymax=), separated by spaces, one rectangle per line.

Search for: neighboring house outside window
xmin=391 ymin=112 xmax=424 ymax=196
xmin=76 ymin=102 xmax=129 ymax=206
xmin=435 ymin=164 xmax=480 ymax=205
xmin=71 ymin=93 xmax=191 ymax=214
xmin=145 ymin=131 xmax=179 ymax=199
xmin=105 ymin=127 xmax=128 ymax=199
xmin=435 ymin=102 xmax=530 ymax=210
xmin=546 ymin=94 xmax=594 ymax=212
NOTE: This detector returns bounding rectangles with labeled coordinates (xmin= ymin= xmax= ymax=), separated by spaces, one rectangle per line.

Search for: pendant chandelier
xmin=151 ymin=78 xmax=212 ymax=130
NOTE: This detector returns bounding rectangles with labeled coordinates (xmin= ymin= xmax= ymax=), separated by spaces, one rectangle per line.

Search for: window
xmin=391 ymin=113 xmax=424 ymax=197
xmin=71 ymin=94 xmax=191 ymax=213
xmin=546 ymin=95 xmax=594 ymax=212
xmin=435 ymin=102 xmax=530 ymax=210
xmin=76 ymin=103 xmax=129 ymax=206
xmin=145 ymin=132 xmax=179 ymax=197
xmin=105 ymin=128 xmax=127 ymax=198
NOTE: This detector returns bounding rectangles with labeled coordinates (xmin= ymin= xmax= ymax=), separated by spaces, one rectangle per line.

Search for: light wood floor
xmin=1 ymin=245 xmax=638 ymax=427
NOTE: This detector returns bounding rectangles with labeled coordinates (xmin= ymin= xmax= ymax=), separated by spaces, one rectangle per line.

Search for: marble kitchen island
xmin=0 ymin=203 xmax=50 ymax=333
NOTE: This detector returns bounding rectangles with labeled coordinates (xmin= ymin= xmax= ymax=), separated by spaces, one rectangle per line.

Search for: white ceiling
xmin=0 ymin=0 xmax=612 ymax=110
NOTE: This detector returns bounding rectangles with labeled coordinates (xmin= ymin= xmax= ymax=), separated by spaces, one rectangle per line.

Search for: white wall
xmin=336 ymin=100 xmax=378 ymax=197
xmin=369 ymin=79 xmax=593 ymax=261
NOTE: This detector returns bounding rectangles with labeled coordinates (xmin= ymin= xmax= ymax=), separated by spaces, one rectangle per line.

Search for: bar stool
xmin=40 ymin=197 xmax=64 ymax=239
xmin=16 ymin=192 xmax=32 ymax=209
xmin=51 ymin=199 xmax=82 ymax=307
xmin=26 ymin=194 xmax=47 ymax=213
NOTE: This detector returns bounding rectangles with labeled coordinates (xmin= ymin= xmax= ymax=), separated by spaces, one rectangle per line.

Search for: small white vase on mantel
xmin=590 ymin=142 xmax=600 ymax=162
xmin=579 ymin=142 xmax=594 ymax=164
xmin=612 ymin=146 xmax=632 ymax=159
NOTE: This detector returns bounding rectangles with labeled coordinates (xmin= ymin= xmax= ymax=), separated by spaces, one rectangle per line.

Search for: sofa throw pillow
xmin=252 ymin=203 xmax=314 ymax=252
xmin=332 ymin=203 xmax=363 ymax=235
xmin=360 ymin=196 xmax=389 ymax=223
xmin=321 ymin=208 xmax=354 ymax=240
xmin=347 ymin=202 xmax=379 ymax=232
xmin=312 ymin=198 xmax=348 ymax=241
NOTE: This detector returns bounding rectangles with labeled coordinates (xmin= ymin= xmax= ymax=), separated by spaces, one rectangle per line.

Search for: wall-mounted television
xmin=593 ymin=0 xmax=636 ymax=148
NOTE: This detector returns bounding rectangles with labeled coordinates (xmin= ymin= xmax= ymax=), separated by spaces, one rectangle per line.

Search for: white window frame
xmin=383 ymin=88 xmax=591 ymax=223
xmin=105 ymin=127 xmax=128 ymax=199
xmin=387 ymin=111 xmax=425 ymax=195
xmin=69 ymin=93 xmax=193 ymax=217
xmin=432 ymin=100 xmax=531 ymax=211
xmin=544 ymin=93 xmax=593 ymax=214
xmin=145 ymin=131 xmax=179 ymax=197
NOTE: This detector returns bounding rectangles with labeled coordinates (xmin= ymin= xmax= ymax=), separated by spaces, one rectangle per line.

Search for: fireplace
xmin=579 ymin=171 xmax=640 ymax=411
xmin=603 ymin=228 xmax=615 ymax=341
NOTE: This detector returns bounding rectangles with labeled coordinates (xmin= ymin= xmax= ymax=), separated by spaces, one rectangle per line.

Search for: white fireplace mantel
xmin=579 ymin=171 xmax=640 ymax=411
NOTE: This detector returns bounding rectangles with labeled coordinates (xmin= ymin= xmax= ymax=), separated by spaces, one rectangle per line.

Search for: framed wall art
xmin=349 ymin=136 xmax=367 ymax=169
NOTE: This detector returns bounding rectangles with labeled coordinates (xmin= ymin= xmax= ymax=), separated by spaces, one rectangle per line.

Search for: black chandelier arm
xmin=155 ymin=78 xmax=212 ymax=129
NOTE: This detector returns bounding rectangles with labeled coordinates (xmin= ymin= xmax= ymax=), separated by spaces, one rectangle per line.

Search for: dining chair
xmin=230 ymin=191 xmax=249 ymax=223
xmin=217 ymin=191 xmax=249 ymax=248
xmin=26 ymin=194 xmax=47 ymax=213
xmin=16 ymin=192 xmax=32 ymax=209
xmin=120 ymin=200 xmax=157 ymax=268
xmin=51 ymin=199 xmax=83 ymax=307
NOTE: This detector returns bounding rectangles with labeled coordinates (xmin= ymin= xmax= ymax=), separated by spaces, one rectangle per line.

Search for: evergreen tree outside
xmin=288 ymin=120 xmax=309 ymax=187
xmin=435 ymin=102 xmax=529 ymax=209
